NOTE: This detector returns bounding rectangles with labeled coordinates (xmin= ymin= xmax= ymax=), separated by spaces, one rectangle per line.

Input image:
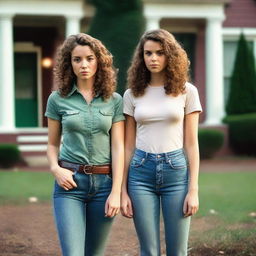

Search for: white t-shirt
xmin=123 ymin=82 xmax=202 ymax=153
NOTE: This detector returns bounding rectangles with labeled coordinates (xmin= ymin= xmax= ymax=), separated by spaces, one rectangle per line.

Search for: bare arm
xmin=47 ymin=118 xmax=61 ymax=171
xmin=183 ymin=111 xmax=200 ymax=216
xmin=111 ymin=120 xmax=125 ymax=193
xmin=121 ymin=115 xmax=136 ymax=218
xmin=104 ymin=120 xmax=124 ymax=217
xmin=47 ymin=118 xmax=77 ymax=190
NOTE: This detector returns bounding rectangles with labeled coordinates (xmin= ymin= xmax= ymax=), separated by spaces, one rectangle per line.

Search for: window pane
xmin=223 ymin=40 xmax=254 ymax=104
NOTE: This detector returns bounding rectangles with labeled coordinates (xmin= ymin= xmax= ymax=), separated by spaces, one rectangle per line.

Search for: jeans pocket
xmin=168 ymin=154 xmax=187 ymax=170
xmin=105 ymin=173 xmax=113 ymax=181
xmin=130 ymin=155 xmax=146 ymax=168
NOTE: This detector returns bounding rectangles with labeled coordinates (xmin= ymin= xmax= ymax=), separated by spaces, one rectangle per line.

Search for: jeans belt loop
xmin=164 ymin=153 xmax=168 ymax=163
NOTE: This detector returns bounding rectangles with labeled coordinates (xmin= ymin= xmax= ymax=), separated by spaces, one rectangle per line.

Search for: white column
xmin=65 ymin=15 xmax=81 ymax=37
xmin=146 ymin=16 xmax=161 ymax=31
xmin=205 ymin=17 xmax=225 ymax=125
xmin=0 ymin=14 xmax=15 ymax=130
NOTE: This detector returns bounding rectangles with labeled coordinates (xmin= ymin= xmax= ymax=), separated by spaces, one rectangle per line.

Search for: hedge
xmin=223 ymin=113 xmax=256 ymax=156
xmin=198 ymin=128 xmax=224 ymax=159
xmin=0 ymin=144 xmax=22 ymax=168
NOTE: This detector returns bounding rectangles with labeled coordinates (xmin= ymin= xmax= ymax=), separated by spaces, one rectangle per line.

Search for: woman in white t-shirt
xmin=121 ymin=29 xmax=202 ymax=256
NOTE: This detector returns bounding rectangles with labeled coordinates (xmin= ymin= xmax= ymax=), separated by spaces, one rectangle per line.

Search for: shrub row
xmin=198 ymin=129 xmax=224 ymax=159
xmin=0 ymin=144 xmax=22 ymax=168
xmin=223 ymin=113 xmax=256 ymax=156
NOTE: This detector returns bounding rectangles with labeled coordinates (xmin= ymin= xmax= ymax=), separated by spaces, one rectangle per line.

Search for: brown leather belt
xmin=58 ymin=160 xmax=111 ymax=174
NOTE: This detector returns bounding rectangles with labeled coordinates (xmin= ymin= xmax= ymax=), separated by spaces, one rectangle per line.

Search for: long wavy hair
xmin=127 ymin=29 xmax=189 ymax=97
xmin=54 ymin=33 xmax=116 ymax=99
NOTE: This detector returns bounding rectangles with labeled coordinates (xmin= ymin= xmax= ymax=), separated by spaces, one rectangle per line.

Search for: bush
xmin=0 ymin=144 xmax=22 ymax=168
xmin=87 ymin=0 xmax=145 ymax=95
xmin=223 ymin=113 xmax=256 ymax=156
xmin=198 ymin=129 xmax=224 ymax=159
xmin=226 ymin=33 xmax=256 ymax=115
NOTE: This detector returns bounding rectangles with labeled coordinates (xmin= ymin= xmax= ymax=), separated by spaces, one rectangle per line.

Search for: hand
xmin=183 ymin=190 xmax=199 ymax=217
xmin=105 ymin=192 xmax=120 ymax=218
xmin=121 ymin=191 xmax=133 ymax=218
xmin=52 ymin=166 xmax=77 ymax=191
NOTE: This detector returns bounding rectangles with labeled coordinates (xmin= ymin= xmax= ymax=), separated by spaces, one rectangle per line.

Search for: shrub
xmin=198 ymin=129 xmax=224 ymax=159
xmin=226 ymin=33 xmax=256 ymax=115
xmin=223 ymin=113 xmax=256 ymax=156
xmin=0 ymin=144 xmax=22 ymax=168
xmin=87 ymin=0 xmax=145 ymax=95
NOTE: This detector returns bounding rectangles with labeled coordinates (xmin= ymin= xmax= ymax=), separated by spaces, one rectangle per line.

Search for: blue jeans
xmin=53 ymin=161 xmax=114 ymax=256
xmin=128 ymin=148 xmax=191 ymax=256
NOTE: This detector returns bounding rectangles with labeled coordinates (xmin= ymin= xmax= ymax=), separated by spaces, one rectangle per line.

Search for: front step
xmin=0 ymin=129 xmax=48 ymax=156
xmin=17 ymin=134 xmax=48 ymax=156
xmin=0 ymin=129 xmax=49 ymax=168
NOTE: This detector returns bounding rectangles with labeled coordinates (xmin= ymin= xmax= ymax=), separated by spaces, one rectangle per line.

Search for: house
xmin=0 ymin=0 xmax=255 ymax=156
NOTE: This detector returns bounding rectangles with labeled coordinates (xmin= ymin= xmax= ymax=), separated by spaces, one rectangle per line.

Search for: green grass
xmin=199 ymin=172 xmax=256 ymax=223
xmin=0 ymin=170 xmax=256 ymax=224
xmin=190 ymin=227 xmax=256 ymax=256
xmin=0 ymin=170 xmax=54 ymax=204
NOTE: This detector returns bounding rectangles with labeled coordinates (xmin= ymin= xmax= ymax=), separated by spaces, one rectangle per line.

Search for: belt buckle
xmin=83 ymin=165 xmax=93 ymax=174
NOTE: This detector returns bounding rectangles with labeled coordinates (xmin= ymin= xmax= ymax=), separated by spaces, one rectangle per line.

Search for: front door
xmin=14 ymin=48 xmax=40 ymax=127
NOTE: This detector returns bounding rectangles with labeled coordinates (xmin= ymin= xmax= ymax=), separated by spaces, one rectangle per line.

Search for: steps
xmin=16 ymin=129 xmax=48 ymax=156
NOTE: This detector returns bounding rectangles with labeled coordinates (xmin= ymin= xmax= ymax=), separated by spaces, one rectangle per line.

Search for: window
xmin=223 ymin=40 xmax=254 ymax=104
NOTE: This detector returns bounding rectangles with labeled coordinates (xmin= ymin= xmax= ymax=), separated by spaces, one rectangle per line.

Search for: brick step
xmin=16 ymin=131 xmax=48 ymax=156
xmin=17 ymin=135 xmax=48 ymax=155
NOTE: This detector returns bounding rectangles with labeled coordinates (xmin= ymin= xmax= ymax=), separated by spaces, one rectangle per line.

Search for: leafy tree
xmin=226 ymin=33 xmax=256 ymax=114
xmin=86 ymin=0 xmax=145 ymax=94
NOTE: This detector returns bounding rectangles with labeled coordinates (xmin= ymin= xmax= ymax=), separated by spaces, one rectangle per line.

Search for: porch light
xmin=42 ymin=57 xmax=53 ymax=68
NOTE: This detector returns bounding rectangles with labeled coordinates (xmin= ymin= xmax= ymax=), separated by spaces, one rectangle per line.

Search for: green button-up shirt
xmin=45 ymin=85 xmax=125 ymax=165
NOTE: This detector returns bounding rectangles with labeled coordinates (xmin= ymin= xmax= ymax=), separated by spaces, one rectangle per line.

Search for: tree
xmin=86 ymin=0 xmax=145 ymax=94
xmin=226 ymin=33 xmax=256 ymax=115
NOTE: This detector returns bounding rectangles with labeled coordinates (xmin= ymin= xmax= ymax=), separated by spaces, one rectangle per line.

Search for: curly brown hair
xmin=54 ymin=33 xmax=116 ymax=99
xmin=127 ymin=29 xmax=190 ymax=97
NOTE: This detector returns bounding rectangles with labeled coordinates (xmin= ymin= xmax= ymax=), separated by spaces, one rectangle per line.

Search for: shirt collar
xmin=66 ymin=84 xmax=78 ymax=98
xmin=66 ymin=84 xmax=101 ymax=98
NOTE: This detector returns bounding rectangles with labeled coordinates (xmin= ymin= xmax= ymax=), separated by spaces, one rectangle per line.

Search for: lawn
xmin=0 ymin=170 xmax=255 ymax=220
xmin=193 ymin=172 xmax=256 ymax=256
xmin=0 ymin=170 xmax=54 ymax=204
xmin=0 ymin=169 xmax=255 ymax=255
xmin=199 ymin=172 xmax=256 ymax=223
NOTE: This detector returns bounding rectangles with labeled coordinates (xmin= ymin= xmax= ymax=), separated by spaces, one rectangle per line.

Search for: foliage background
xmin=86 ymin=0 xmax=145 ymax=94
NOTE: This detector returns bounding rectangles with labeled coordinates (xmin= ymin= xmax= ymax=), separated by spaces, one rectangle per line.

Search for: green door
xmin=15 ymin=52 xmax=38 ymax=127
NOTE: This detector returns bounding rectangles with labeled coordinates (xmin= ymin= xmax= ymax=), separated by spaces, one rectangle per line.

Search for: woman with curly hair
xmin=121 ymin=29 xmax=202 ymax=256
xmin=45 ymin=33 xmax=124 ymax=256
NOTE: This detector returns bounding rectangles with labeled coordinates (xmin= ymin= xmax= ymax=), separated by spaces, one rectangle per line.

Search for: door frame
xmin=14 ymin=42 xmax=42 ymax=127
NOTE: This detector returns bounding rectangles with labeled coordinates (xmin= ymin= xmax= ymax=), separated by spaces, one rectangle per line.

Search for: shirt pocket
xmin=60 ymin=109 xmax=80 ymax=119
xmin=96 ymin=109 xmax=113 ymax=132
xmin=61 ymin=110 xmax=80 ymax=119
xmin=99 ymin=109 xmax=113 ymax=116
xmin=61 ymin=110 xmax=81 ymax=131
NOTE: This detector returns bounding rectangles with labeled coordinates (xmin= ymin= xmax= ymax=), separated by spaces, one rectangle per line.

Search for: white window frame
xmin=222 ymin=28 xmax=256 ymax=104
xmin=222 ymin=28 xmax=256 ymax=60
